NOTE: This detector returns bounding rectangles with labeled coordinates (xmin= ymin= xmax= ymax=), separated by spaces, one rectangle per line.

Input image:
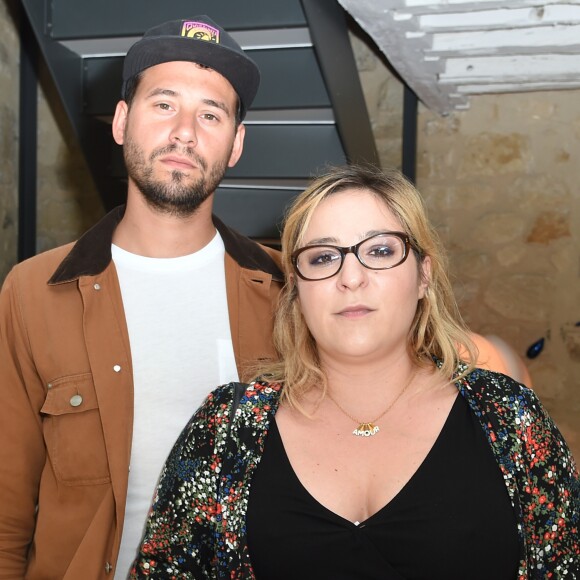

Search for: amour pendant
xmin=328 ymin=370 xmax=416 ymax=439
xmin=352 ymin=422 xmax=380 ymax=437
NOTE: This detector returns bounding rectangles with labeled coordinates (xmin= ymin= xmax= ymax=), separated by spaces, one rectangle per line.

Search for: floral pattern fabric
xmin=130 ymin=370 xmax=579 ymax=579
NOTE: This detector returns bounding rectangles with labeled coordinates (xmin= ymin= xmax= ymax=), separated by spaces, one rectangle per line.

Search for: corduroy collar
xmin=48 ymin=205 xmax=283 ymax=285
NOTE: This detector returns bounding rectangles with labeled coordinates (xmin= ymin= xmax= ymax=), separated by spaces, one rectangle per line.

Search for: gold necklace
xmin=326 ymin=370 xmax=416 ymax=437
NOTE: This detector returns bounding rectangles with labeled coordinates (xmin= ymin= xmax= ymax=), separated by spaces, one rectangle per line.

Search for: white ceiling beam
xmin=440 ymin=54 xmax=580 ymax=84
xmin=429 ymin=25 xmax=580 ymax=55
xmin=400 ymin=0 xmax=570 ymax=13
xmin=419 ymin=5 xmax=580 ymax=32
xmin=457 ymin=80 xmax=580 ymax=93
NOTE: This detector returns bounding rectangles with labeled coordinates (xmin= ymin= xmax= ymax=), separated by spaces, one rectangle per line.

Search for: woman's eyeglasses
xmin=291 ymin=231 xmax=413 ymax=281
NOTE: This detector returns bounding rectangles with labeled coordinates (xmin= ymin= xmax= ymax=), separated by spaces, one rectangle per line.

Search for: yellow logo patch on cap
xmin=180 ymin=21 xmax=220 ymax=43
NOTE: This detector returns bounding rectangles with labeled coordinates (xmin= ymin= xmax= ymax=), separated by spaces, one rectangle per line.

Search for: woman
xmin=131 ymin=166 xmax=579 ymax=579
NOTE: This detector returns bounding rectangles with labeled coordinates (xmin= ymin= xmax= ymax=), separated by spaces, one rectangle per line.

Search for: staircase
xmin=20 ymin=0 xmax=378 ymax=243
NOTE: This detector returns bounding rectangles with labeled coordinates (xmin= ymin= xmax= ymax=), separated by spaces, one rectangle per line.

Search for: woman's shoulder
xmin=461 ymin=366 xmax=533 ymax=400
xmin=459 ymin=368 xmax=578 ymax=476
xmin=457 ymin=367 xmax=547 ymax=423
xmin=196 ymin=378 xmax=284 ymax=423
xmin=209 ymin=378 xmax=283 ymax=404
xmin=170 ymin=379 xmax=284 ymax=459
xmin=201 ymin=378 xmax=281 ymax=403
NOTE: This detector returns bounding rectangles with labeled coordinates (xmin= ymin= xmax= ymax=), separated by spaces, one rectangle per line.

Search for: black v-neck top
xmin=246 ymin=393 xmax=519 ymax=579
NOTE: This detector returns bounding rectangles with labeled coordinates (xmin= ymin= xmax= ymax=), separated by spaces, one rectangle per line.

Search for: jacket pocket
xmin=41 ymin=373 xmax=111 ymax=485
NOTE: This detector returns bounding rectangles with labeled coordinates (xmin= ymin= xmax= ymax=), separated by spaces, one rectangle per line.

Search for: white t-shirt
xmin=112 ymin=232 xmax=239 ymax=578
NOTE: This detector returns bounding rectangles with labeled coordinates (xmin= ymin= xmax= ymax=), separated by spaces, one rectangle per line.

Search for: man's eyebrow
xmin=145 ymin=88 xmax=178 ymax=99
xmin=202 ymin=98 xmax=231 ymax=117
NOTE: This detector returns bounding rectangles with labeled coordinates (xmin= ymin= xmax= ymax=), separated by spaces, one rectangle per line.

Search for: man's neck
xmin=112 ymin=194 xmax=217 ymax=258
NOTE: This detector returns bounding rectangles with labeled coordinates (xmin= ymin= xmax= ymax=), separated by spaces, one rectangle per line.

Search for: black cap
xmin=122 ymin=16 xmax=260 ymax=120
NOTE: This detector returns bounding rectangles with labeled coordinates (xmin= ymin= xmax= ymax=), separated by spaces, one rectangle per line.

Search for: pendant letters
xmin=352 ymin=422 xmax=380 ymax=437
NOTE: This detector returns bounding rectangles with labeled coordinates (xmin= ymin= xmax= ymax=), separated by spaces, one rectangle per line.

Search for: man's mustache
xmin=150 ymin=144 xmax=207 ymax=171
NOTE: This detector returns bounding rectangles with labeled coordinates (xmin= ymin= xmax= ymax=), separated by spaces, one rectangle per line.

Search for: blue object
xmin=526 ymin=338 xmax=545 ymax=359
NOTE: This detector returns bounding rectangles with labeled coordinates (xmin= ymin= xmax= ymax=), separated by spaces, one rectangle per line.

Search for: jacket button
xmin=113 ymin=365 xmax=121 ymax=373
xmin=69 ymin=394 xmax=83 ymax=407
xmin=94 ymin=283 xmax=101 ymax=290
xmin=104 ymin=562 xmax=113 ymax=574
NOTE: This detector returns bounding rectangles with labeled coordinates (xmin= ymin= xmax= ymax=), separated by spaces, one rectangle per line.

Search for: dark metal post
xmin=18 ymin=5 xmax=38 ymax=261
xmin=301 ymin=0 xmax=379 ymax=167
xmin=402 ymin=84 xmax=418 ymax=184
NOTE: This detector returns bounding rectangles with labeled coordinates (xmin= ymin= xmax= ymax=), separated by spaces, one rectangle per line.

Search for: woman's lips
xmin=337 ymin=305 xmax=374 ymax=318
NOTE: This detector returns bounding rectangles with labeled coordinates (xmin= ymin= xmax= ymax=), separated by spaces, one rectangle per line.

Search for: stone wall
xmin=36 ymin=66 xmax=103 ymax=253
xmin=417 ymin=92 xmax=580 ymax=459
xmin=350 ymin=30 xmax=403 ymax=170
xmin=0 ymin=0 xmax=18 ymax=283
xmin=0 ymin=0 xmax=103 ymax=282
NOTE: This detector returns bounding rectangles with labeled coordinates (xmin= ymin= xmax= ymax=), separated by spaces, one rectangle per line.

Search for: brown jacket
xmin=0 ymin=206 xmax=283 ymax=579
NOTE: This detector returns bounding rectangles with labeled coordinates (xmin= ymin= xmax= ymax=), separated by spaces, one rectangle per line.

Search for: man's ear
xmin=418 ymin=255 xmax=431 ymax=299
xmin=227 ymin=123 xmax=246 ymax=168
xmin=112 ymin=101 xmax=128 ymax=146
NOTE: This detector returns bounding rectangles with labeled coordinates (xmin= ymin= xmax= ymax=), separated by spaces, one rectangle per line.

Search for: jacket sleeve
xmin=514 ymin=385 xmax=580 ymax=576
xmin=129 ymin=385 xmax=234 ymax=579
xmin=0 ymin=269 xmax=47 ymax=577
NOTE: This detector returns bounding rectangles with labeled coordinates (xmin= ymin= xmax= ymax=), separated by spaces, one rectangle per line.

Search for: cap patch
xmin=180 ymin=20 xmax=220 ymax=44
xmin=122 ymin=16 xmax=260 ymax=118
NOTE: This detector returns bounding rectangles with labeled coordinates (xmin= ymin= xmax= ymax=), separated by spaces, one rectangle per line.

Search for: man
xmin=0 ymin=16 xmax=282 ymax=579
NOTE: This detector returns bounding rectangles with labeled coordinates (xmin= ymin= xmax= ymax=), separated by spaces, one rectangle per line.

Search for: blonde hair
xmin=259 ymin=164 xmax=476 ymax=409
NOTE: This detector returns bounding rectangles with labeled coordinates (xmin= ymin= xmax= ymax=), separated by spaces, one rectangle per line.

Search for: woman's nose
xmin=336 ymin=252 xmax=368 ymax=289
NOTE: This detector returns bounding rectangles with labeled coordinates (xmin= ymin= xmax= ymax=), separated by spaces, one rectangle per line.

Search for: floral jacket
xmin=130 ymin=370 xmax=579 ymax=579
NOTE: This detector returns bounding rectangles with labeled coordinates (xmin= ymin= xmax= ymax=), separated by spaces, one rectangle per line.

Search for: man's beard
xmin=123 ymin=137 xmax=231 ymax=218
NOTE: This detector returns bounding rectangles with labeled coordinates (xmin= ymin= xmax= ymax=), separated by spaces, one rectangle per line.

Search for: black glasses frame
xmin=291 ymin=231 xmax=413 ymax=281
